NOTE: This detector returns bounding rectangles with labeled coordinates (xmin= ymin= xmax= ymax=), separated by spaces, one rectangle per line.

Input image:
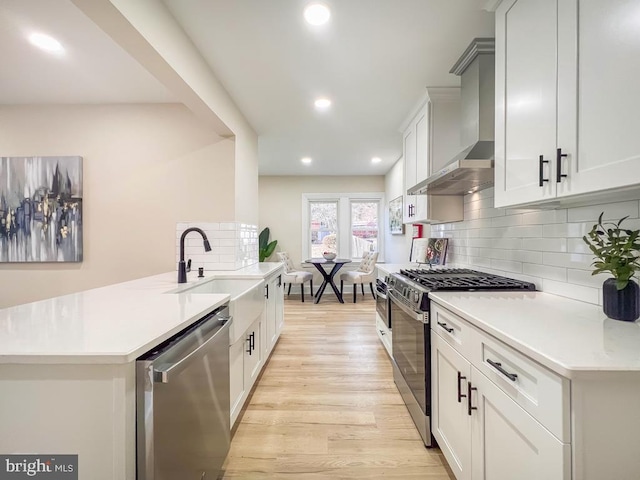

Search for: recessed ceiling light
xmin=301 ymin=157 xmax=312 ymax=164
xmin=314 ymin=98 xmax=331 ymax=110
xmin=28 ymin=33 xmax=64 ymax=54
xmin=304 ymin=3 xmax=331 ymax=26
xmin=371 ymin=157 xmax=382 ymax=164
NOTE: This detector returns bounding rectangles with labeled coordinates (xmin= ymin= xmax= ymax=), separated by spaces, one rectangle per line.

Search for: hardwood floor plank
xmin=220 ymin=296 xmax=454 ymax=479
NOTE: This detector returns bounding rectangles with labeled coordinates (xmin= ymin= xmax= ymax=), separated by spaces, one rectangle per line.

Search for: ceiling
xmin=0 ymin=0 xmax=495 ymax=176
xmin=162 ymin=0 xmax=495 ymax=176
xmin=0 ymin=0 xmax=174 ymax=104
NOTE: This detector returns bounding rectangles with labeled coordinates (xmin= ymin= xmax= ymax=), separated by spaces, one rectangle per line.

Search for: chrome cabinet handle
xmin=487 ymin=358 xmax=518 ymax=382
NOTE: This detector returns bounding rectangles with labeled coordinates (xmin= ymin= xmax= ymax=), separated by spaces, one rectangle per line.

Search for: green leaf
xmin=259 ymin=227 xmax=270 ymax=250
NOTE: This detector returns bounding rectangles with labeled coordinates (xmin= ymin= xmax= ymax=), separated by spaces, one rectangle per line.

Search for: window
xmin=302 ymin=193 xmax=384 ymax=261
xmin=351 ymin=201 xmax=378 ymax=257
xmin=310 ymin=201 xmax=338 ymax=258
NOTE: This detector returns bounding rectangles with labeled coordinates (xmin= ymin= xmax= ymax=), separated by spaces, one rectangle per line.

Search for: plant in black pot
xmin=583 ymin=213 xmax=640 ymax=321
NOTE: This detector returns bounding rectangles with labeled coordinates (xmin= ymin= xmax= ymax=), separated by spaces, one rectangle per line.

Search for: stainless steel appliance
xmin=137 ymin=305 xmax=232 ymax=480
xmin=388 ymin=268 xmax=535 ymax=447
xmin=375 ymin=277 xmax=391 ymax=329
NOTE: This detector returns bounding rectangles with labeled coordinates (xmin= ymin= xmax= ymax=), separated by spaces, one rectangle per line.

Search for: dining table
xmin=304 ymin=258 xmax=353 ymax=304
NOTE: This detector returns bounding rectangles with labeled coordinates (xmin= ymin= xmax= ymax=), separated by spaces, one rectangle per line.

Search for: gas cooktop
xmin=387 ymin=268 xmax=536 ymax=312
xmin=397 ymin=268 xmax=536 ymax=291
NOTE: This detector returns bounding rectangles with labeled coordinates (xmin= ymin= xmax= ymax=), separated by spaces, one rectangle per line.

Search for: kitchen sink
xmin=173 ymin=278 xmax=265 ymax=344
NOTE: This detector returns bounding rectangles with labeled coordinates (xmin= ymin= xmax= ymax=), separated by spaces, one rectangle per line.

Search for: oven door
xmin=389 ymin=289 xmax=432 ymax=446
xmin=375 ymin=278 xmax=391 ymax=329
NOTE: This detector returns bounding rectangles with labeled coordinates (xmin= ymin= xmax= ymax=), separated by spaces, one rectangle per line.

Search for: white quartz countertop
xmin=376 ymin=264 xmax=421 ymax=275
xmin=429 ymin=291 xmax=640 ymax=378
xmin=0 ymin=263 xmax=283 ymax=365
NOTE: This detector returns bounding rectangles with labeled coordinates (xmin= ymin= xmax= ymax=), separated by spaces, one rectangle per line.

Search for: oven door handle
xmin=389 ymin=292 xmax=426 ymax=323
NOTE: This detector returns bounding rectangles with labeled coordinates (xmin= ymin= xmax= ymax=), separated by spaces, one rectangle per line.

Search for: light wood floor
xmin=220 ymin=293 xmax=455 ymax=479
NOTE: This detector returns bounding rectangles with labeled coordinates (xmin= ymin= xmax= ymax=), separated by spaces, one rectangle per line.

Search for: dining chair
xmin=339 ymin=251 xmax=378 ymax=303
xmin=276 ymin=252 xmax=313 ymax=302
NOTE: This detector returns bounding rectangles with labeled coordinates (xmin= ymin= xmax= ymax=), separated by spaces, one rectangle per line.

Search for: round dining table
xmin=304 ymin=258 xmax=353 ymax=304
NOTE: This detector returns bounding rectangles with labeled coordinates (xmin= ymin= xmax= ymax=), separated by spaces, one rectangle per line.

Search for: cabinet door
xmin=495 ymin=0 xmax=558 ymax=207
xmin=403 ymin=127 xmax=417 ymax=224
xmin=275 ymin=274 xmax=284 ymax=336
xmin=431 ymin=333 xmax=472 ymax=480
xmin=244 ymin=318 xmax=264 ymax=389
xmin=470 ymin=366 xmax=570 ymax=480
xmin=415 ymin=105 xmax=429 ymax=183
xmin=265 ymin=278 xmax=278 ymax=355
xmin=229 ymin=338 xmax=246 ymax=426
xmin=556 ymin=0 xmax=640 ymax=197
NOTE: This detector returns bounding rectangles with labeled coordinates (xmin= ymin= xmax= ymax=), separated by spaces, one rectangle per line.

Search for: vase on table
xmin=602 ymin=278 xmax=640 ymax=322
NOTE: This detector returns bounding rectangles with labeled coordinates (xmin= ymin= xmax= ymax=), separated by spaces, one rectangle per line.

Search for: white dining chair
xmin=339 ymin=251 xmax=378 ymax=303
xmin=276 ymin=252 xmax=313 ymax=302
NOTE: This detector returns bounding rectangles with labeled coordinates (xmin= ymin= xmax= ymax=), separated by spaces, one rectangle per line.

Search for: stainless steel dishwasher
xmin=136 ymin=304 xmax=232 ymax=480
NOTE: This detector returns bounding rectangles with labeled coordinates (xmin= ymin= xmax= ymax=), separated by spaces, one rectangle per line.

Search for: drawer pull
xmin=437 ymin=321 xmax=454 ymax=333
xmin=487 ymin=358 xmax=518 ymax=382
xmin=467 ymin=382 xmax=477 ymax=416
xmin=457 ymin=371 xmax=467 ymax=403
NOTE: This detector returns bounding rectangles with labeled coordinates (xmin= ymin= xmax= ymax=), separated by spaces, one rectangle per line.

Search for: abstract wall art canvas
xmin=0 ymin=156 xmax=83 ymax=262
xmin=389 ymin=196 xmax=404 ymax=235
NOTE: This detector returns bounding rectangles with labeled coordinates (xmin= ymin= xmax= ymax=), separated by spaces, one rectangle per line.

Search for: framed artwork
xmin=389 ymin=196 xmax=404 ymax=235
xmin=0 ymin=156 xmax=83 ymax=263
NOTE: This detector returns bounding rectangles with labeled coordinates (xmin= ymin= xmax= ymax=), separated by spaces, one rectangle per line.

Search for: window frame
xmin=302 ymin=192 xmax=385 ymax=262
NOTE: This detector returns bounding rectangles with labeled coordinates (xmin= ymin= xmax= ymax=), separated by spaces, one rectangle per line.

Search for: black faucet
xmin=178 ymin=227 xmax=212 ymax=283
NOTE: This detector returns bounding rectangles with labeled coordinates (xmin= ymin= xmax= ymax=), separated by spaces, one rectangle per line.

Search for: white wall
xmin=431 ymin=187 xmax=640 ymax=305
xmin=384 ymin=157 xmax=413 ymax=263
xmin=258 ymin=175 xmax=385 ymax=277
xmin=0 ymin=104 xmax=233 ymax=308
xmin=73 ymin=0 xmax=260 ymax=225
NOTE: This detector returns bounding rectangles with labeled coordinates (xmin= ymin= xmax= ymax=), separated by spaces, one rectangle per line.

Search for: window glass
xmin=351 ymin=201 xmax=378 ymax=258
xmin=310 ymin=201 xmax=338 ymax=257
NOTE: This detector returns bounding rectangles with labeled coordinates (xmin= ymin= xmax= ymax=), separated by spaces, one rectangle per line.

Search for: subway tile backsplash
xmin=176 ymin=222 xmax=258 ymax=271
xmin=431 ymin=188 xmax=640 ymax=305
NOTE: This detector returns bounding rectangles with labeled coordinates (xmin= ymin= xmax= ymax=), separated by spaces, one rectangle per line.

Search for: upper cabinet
xmin=495 ymin=0 xmax=640 ymax=208
xmin=402 ymin=94 xmax=463 ymax=224
xmin=402 ymin=99 xmax=429 ymax=223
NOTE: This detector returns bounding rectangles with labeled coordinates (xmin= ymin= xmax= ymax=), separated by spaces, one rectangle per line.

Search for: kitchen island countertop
xmin=0 ymin=262 xmax=283 ymax=365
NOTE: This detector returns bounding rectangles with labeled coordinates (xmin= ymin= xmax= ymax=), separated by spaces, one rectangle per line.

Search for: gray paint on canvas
xmin=0 ymin=156 xmax=83 ymax=262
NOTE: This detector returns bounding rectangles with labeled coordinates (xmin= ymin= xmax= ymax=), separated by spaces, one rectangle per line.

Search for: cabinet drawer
xmin=469 ymin=327 xmax=570 ymax=443
xmin=431 ymin=303 xmax=474 ymax=360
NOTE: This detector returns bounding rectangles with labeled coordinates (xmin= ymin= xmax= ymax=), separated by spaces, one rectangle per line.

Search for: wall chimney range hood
xmin=408 ymin=38 xmax=495 ymax=196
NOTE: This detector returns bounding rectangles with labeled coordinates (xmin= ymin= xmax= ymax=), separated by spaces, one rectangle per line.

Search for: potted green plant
xmin=583 ymin=213 xmax=640 ymax=321
xmin=259 ymin=227 xmax=278 ymax=262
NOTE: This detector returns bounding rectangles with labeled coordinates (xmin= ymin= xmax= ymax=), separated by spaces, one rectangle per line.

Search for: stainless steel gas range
xmin=387 ymin=268 xmax=535 ymax=447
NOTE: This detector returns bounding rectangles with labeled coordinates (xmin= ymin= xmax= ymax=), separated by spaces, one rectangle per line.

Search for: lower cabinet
xmin=229 ymin=268 xmax=285 ymax=428
xmin=431 ymin=305 xmax=570 ymax=480
xmin=229 ymin=315 xmax=263 ymax=426
xmin=264 ymin=272 xmax=284 ymax=355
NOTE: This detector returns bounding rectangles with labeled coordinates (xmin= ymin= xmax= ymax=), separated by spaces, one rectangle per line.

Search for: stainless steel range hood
xmin=409 ymin=38 xmax=495 ymax=196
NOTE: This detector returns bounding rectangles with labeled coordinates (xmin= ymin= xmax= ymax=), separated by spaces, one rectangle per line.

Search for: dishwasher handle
xmin=154 ymin=315 xmax=232 ymax=384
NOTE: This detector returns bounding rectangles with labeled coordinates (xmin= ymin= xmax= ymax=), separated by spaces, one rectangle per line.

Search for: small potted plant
xmin=259 ymin=227 xmax=277 ymax=262
xmin=583 ymin=213 xmax=640 ymax=321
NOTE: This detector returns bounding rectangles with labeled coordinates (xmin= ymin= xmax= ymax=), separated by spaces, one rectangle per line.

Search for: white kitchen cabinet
xmin=470 ymin=365 xmax=570 ymax=480
xmin=230 ymin=314 xmax=264 ymax=426
xmin=431 ymin=303 xmax=569 ymax=480
xmin=495 ymin=0 xmax=640 ymax=208
xmin=402 ymin=104 xmax=428 ymax=223
xmin=402 ymin=93 xmax=463 ymax=224
xmin=432 ymin=333 xmax=472 ymax=480
xmin=264 ymin=271 xmax=284 ymax=356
